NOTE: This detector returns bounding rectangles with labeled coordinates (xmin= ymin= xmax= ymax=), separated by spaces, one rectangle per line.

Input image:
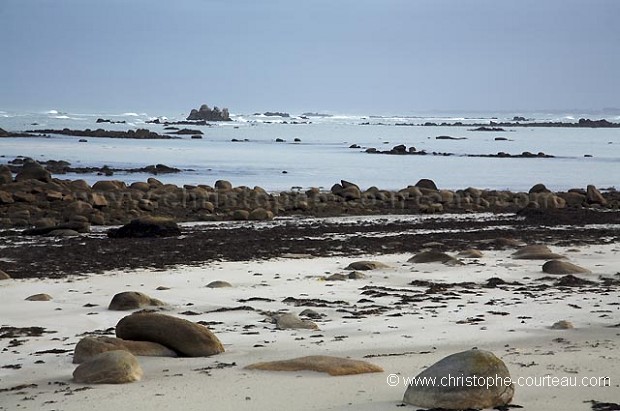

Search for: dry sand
xmin=1 ymin=243 xmax=619 ymax=410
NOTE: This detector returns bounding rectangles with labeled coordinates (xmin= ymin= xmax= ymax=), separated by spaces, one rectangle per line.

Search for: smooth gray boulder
xmin=403 ymin=349 xmax=514 ymax=409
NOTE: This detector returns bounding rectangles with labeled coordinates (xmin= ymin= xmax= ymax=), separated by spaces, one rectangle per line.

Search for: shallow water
xmin=0 ymin=110 xmax=618 ymax=192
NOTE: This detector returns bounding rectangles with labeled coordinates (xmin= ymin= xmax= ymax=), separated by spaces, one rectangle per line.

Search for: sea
xmin=1 ymin=109 xmax=619 ymax=193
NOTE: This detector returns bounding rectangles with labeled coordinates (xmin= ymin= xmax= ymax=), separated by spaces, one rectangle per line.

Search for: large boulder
xmin=73 ymin=336 xmax=177 ymax=363
xmin=245 ymin=355 xmax=383 ymax=376
xmin=73 ymin=350 xmax=143 ymax=384
xmin=108 ymin=291 xmax=166 ymax=311
xmin=115 ymin=313 xmax=224 ymax=357
xmin=542 ymin=260 xmax=591 ymax=275
xmin=107 ymin=217 xmax=181 ymax=238
xmin=403 ymin=349 xmax=514 ymax=409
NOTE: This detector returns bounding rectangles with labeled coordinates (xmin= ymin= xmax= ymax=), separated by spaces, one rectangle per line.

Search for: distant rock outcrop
xmin=187 ymin=104 xmax=231 ymax=121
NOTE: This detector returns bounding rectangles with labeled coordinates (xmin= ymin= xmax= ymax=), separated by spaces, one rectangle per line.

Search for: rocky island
xmin=186 ymin=104 xmax=231 ymax=121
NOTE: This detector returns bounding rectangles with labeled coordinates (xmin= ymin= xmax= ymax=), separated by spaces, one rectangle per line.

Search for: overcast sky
xmin=1 ymin=0 xmax=619 ymax=115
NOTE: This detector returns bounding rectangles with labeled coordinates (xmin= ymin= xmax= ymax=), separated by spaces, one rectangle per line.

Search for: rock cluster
xmin=0 ymin=167 xmax=618 ymax=229
xmin=187 ymin=104 xmax=231 ymax=121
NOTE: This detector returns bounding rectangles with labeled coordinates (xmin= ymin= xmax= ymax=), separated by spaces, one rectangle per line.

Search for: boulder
xmin=249 ymin=208 xmax=274 ymax=220
xmin=108 ymin=291 xmax=166 ymax=311
xmin=0 ymin=190 xmax=14 ymax=204
xmin=107 ymin=217 xmax=181 ymax=238
xmin=275 ymin=313 xmax=319 ymax=330
xmin=529 ymin=183 xmax=550 ymax=194
xmin=0 ymin=165 xmax=13 ymax=184
xmin=245 ymin=355 xmax=383 ymax=376
xmin=512 ymin=245 xmax=565 ymax=260
xmin=345 ymin=261 xmax=389 ymax=271
xmin=206 ymin=280 xmax=233 ymax=288
xmin=231 ymin=209 xmax=250 ymax=220
xmin=14 ymin=160 xmax=51 ymax=183
xmin=0 ymin=270 xmax=11 ymax=280
xmin=115 ymin=313 xmax=224 ymax=357
xmin=586 ymin=185 xmax=607 ymax=205
xmin=542 ymin=260 xmax=591 ymax=275
xmin=73 ymin=350 xmax=143 ymax=384
xmin=408 ymin=251 xmax=462 ymax=265
xmin=403 ymin=349 xmax=514 ymax=409
xmin=92 ymin=180 xmax=126 ymax=191
xmin=25 ymin=293 xmax=52 ymax=301
xmin=550 ymin=320 xmax=574 ymax=330
xmin=73 ymin=336 xmax=177 ymax=363
xmin=215 ymin=180 xmax=233 ymax=190
xmin=457 ymin=249 xmax=484 ymax=258
xmin=415 ymin=179 xmax=438 ymax=191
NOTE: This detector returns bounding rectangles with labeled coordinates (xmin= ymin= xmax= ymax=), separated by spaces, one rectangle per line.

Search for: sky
xmin=1 ymin=0 xmax=619 ymax=115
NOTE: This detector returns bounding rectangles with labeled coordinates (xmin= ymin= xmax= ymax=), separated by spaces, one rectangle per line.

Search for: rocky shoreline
xmin=0 ymin=159 xmax=618 ymax=231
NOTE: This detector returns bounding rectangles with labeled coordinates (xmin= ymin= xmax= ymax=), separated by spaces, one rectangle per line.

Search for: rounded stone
xmin=403 ymin=349 xmax=514 ymax=409
xmin=115 ymin=312 xmax=224 ymax=357
xmin=73 ymin=350 xmax=143 ymax=384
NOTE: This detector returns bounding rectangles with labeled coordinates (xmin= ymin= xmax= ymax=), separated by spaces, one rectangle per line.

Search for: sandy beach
xmin=2 ymin=239 xmax=618 ymax=410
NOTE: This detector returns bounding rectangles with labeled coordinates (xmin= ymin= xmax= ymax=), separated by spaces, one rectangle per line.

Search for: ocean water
xmin=1 ymin=110 xmax=619 ymax=192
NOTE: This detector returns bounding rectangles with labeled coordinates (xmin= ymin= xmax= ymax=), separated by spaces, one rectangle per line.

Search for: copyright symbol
xmin=387 ymin=373 xmax=400 ymax=387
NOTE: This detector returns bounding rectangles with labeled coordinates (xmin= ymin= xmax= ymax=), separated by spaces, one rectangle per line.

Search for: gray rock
xmin=276 ymin=313 xmax=319 ymax=330
xmin=512 ymin=244 xmax=565 ymax=260
xmin=542 ymin=260 xmax=591 ymax=275
xmin=345 ymin=260 xmax=389 ymax=271
xmin=73 ymin=350 xmax=143 ymax=384
xmin=403 ymin=349 xmax=514 ymax=409
xmin=408 ymin=251 xmax=462 ymax=265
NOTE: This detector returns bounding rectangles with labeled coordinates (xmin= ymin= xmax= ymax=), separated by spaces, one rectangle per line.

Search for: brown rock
xmin=215 ymin=180 xmax=233 ymax=190
xmin=249 ymin=208 xmax=274 ymax=220
xmin=15 ymin=160 xmax=51 ymax=183
xmin=245 ymin=355 xmax=383 ymax=376
xmin=0 ymin=191 xmax=14 ymax=204
xmin=115 ymin=313 xmax=225 ymax=357
xmin=108 ymin=291 xmax=166 ymax=311
xmin=73 ymin=336 xmax=177 ymax=363
xmin=512 ymin=245 xmax=565 ymax=260
xmin=0 ymin=270 xmax=11 ymax=280
xmin=206 ymin=280 xmax=233 ymax=288
xmin=415 ymin=179 xmax=438 ymax=191
xmin=529 ymin=183 xmax=550 ymax=194
xmin=73 ymin=350 xmax=143 ymax=384
xmin=92 ymin=180 xmax=127 ymax=191
xmin=0 ymin=165 xmax=13 ymax=184
xmin=457 ymin=249 xmax=484 ymax=258
xmin=403 ymin=349 xmax=513 ymax=409
xmin=231 ymin=209 xmax=250 ymax=220
xmin=25 ymin=293 xmax=52 ymax=301
xmin=408 ymin=251 xmax=462 ymax=265
xmin=586 ymin=185 xmax=607 ymax=205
